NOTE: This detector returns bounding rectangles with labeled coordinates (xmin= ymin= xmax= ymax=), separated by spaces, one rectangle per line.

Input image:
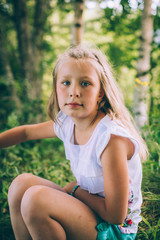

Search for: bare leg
xmin=21 ymin=185 xmax=98 ymax=240
xmin=8 ymin=173 xmax=65 ymax=240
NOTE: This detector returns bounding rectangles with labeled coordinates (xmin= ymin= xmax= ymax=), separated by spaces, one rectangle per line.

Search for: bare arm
xmin=100 ymin=135 xmax=129 ymax=224
xmin=0 ymin=121 xmax=57 ymax=148
xmin=66 ymin=135 xmax=133 ymax=225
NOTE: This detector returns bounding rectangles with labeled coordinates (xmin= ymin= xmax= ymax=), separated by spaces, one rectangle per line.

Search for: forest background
xmin=0 ymin=0 xmax=159 ymax=239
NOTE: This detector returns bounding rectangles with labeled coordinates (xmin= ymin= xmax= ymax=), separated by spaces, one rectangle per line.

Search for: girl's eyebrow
xmin=59 ymin=74 xmax=96 ymax=82
xmin=79 ymin=76 xmax=97 ymax=82
xmin=60 ymin=75 xmax=93 ymax=80
xmin=80 ymin=76 xmax=91 ymax=79
xmin=60 ymin=75 xmax=72 ymax=79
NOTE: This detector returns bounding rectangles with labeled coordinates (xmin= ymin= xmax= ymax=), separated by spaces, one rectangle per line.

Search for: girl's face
xmin=56 ymin=58 xmax=103 ymax=122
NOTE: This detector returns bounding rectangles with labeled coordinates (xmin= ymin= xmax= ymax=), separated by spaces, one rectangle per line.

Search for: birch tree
xmin=133 ymin=0 xmax=153 ymax=129
xmin=72 ymin=0 xmax=85 ymax=45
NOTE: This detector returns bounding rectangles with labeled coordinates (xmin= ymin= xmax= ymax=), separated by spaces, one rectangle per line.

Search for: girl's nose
xmin=69 ymin=92 xmax=80 ymax=98
xmin=69 ymin=85 xmax=80 ymax=98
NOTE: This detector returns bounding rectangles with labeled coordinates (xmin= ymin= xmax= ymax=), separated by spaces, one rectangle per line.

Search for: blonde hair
xmin=48 ymin=45 xmax=148 ymax=161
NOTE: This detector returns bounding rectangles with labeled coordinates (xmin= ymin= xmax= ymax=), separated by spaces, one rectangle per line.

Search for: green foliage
xmin=135 ymin=120 xmax=160 ymax=240
xmin=0 ymin=138 xmax=75 ymax=239
xmin=0 ymin=78 xmax=15 ymax=129
xmin=136 ymin=162 xmax=160 ymax=240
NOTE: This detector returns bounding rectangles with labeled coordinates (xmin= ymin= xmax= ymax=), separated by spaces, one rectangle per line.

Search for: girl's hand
xmin=63 ymin=181 xmax=77 ymax=194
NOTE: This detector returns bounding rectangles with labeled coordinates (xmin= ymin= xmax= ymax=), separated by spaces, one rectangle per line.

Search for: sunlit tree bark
xmin=72 ymin=0 xmax=85 ymax=45
xmin=133 ymin=0 xmax=153 ymax=129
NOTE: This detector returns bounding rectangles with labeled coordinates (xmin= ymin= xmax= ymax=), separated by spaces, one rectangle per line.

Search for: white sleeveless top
xmin=54 ymin=111 xmax=142 ymax=234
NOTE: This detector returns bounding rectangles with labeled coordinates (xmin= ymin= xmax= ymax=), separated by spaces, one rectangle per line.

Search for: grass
xmin=136 ymin=163 xmax=160 ymax=240
xmin=0 ymin=137 xmax=159 ymax=240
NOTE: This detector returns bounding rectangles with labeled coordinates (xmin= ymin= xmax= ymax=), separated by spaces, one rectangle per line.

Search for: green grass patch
xmin=0 ymin=126 xmax=159 ymax=239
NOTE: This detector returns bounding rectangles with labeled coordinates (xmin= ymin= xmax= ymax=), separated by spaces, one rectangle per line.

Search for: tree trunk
xmin=0 ymin=23 xmax=21 ymax=110
xmin=133 ymin=0 xmax=153 ymax=129
xmin=72 ymin=0 xmax=85 ymax=46
xmin=32 ymin=0 xmax=50 ymax=99
xmin=12 ymin=0 xmax=50 ymax=99
xmin=12 ymin=0 xmax=36 ymax=100
xmin=11 ymin=0 xmax=51 ymax=122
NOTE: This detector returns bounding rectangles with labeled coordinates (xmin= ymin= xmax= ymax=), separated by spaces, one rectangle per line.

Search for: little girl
xmin=0 ymin=45 xmax=148 ymax=240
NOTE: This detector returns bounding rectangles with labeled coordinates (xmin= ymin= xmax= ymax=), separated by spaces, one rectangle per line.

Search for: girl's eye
xmin=63 ymin=81 xmax=70 ymax=86
xmin=81 ymin=81 xmax=90 ymax=87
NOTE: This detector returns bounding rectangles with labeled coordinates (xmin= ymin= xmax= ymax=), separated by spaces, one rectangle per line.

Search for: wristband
xmin=70 ymin=185 xmax=80 ymax=197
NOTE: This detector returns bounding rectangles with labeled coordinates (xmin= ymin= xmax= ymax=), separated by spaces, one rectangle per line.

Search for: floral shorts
xmin=96 ymin=217 xmax=136 ymax=240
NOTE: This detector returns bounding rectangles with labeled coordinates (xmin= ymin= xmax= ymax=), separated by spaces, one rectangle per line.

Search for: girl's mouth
xmin=66 ymin=102 xmax=83 ymax=107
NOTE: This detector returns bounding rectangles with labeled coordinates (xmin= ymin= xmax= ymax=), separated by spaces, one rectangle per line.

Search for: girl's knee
xmin=21 ymin=186 xmax=48 ymax=224
xmin=8 ymin=173 xmax=34 ymax=207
